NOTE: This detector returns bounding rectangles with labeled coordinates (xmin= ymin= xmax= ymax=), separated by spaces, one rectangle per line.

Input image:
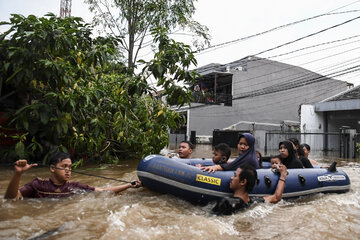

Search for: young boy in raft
xmin=4 ymin=152 xmax=141 ymax=199
xmin=202 ymin=133 xmax=259 ymax=173
xmin=178 ymin=140 xmax=194 ymax=159
xmin=270 ymin=155 xmax=283 ymax=169
xmin=212 ymin=143 xmax=231 ymax=164
xmin=195 ymin=143 xmax=231 ymax=167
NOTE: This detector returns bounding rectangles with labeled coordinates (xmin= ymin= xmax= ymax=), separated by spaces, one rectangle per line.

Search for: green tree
xmin=86 ymin=0 xmax=210 ymax=70
xmin=141 ymin=27 xmax=199 ymax=107
xmin=0 ymin=14 xmax=196 ymax=163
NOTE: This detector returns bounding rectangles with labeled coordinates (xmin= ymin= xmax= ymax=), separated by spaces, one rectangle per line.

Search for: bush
xmin=0 ymin=14 xmax=193 ymax=163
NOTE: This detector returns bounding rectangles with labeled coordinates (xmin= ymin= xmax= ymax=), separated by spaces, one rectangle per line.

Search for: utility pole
xmin=60 ymin=0 xmax=72 ymax=18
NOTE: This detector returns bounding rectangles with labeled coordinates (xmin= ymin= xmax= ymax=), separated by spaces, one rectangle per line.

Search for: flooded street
xmin=1 ymin=144 xmax=360 ymax=240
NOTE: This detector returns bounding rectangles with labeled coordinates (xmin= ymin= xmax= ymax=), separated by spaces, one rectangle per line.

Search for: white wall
xmin=300 ymin=104 xmax=325 ymax=150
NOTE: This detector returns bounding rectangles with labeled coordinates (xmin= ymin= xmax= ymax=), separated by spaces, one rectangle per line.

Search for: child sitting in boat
xmin=297 ymin=145 xmax=314 ymax=168
xmin=202 ymin=133 xmax=259 ymax=173
xmin=256 ymin=150 xmax=263 ymax=168
xmin=212 ymin=143 xmax=231 ymax=164
xmin=270 ymin=155 xmax=283 ymax=169
xmin=178 ymin=140 xmax=194 ymax=159
xmin=195 ymin=143 xmax=231 ymax=167
xmin=4 ymin=152 xmax=142 ymax=199
xmin=300 ymin=143 xmax=324 ymax=166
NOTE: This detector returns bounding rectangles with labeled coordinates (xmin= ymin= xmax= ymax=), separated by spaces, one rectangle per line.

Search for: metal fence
xmin=355 ymin=133 xmax=360 ymax=158
xmin=168 ymin=132 xmax=186 ymax=149
xmin=213 ymin=129 xmax=248 ymax=148
xmin=264 ymin=132 xmax=352 ymax=158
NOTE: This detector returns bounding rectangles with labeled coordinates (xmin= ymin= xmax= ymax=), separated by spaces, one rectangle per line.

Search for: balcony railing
xmin=192 ymin=91 xmax=232 ymax=106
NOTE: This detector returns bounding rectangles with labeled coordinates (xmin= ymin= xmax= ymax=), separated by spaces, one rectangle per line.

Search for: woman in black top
xmin=278 ymin=141 xmax=304 ymax=169
xmin=297 ymin=145 xmax=313 ymax=168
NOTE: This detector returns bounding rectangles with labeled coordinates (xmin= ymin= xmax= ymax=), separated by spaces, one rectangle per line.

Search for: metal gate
xmin=169 ymin=131 xmax=186 ymax=149
xmin=264 ymin=132 xmax=351 ymax=158
xmin=354 ymin=133 xmax=360 ymax=159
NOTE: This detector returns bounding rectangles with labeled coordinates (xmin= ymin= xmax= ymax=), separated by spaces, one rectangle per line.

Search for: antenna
xmin=60 ymin=0 xmax=72 ymax=18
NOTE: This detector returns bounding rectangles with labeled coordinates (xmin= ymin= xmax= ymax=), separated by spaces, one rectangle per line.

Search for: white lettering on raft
xmin=317 ymin=175 xmax=346 ymax=182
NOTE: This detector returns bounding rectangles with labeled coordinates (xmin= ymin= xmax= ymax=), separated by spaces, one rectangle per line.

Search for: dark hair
xmin=239 ymin=165 xmax=257 ymax=193
xmin=237 ymin=133 xmax=255 ymax=148
xmin=256 ymin=150 xmax=262 ymax=168
xmin=301 ymin=143 xmax=311 ymax=151
xmin=297 ymin=145 xmax=306 ymax=157
xmin=237 ymin=133 xmax=249 ymax=143
xmin=279 ymin=140 xmax=299 ymax=163
xmin=214 ymin=143 xmax=231 ymax=160
xmin=270 ymin=155 xmax=282 ymax=163
xmin=288 ymin=138 xmax=299 ymax=148
xmin=238 ymin=134 xmax=244 ymax=143
xmin=180 ymin=140 xmax=194 ymax=150
xmin=49 ymin=152 xmax=70 ymax=166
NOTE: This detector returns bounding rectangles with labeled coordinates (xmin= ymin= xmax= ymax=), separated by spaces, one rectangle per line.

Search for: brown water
xmin=1 ymin=144 xmax=360 ymax=240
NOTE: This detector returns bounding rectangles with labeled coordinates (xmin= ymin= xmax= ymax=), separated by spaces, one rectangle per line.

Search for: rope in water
xmin=54 ymin=165 xmax=135 ymax=184
xmin=1 ymin=163 xmax=135 ymax=184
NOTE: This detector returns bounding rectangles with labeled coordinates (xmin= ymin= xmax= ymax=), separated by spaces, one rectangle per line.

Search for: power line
xmin=194 ymin=33 xmax=360 ymax=77
xmin=180 ymin=2 xmax=360 ymax=117
xmin=190 ymin=80 xmax=347 ymax=118
xmin=236 ymin=82 xmax=346 ymax=116
xmin=245 ymin=43 xmax=360 ymax=73
xmin=228 ymin=46 xmax=360 ymax=92
xmin=199 ymin=47 xmax=360 ymax=96
xmin=252 ymin=15 xmax=360 ymax=57
xmin=187 ymin=64 xmax=359 ymax=113
xmin=232 ymin=52 xmax=360 ymax=93
xmin=197 ymin=9 xmax=360 ymax=55
xmin=193 ymin=6 xmax=360 ymax=88
xmin=190 ymin=85 xmax=344 ymax=120
xmin=328 ymin=0 xmax=360 ymax=13
xmin=344 ymin=71 xmax=360 ymax=80
xmin=312 ymin=56 xmax=360 ymax=74
xmin=233 ymin=65 xmax=360 ymax=100
xmin=266 ymin=35 xmax=360 ymax=61
xmin=192 ymin=51 xmax=359 ymax=105
xmin=187 ymin=55 xmax=359 ymax=117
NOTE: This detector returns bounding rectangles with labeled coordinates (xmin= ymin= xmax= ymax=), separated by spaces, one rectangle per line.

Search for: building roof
xmin=320 ymin=85 xmax=360 ymax=102
xmin=315 ymin=85 xmax=360 ymax=112
xmin=195 ymin=56 xmax=260 ymax=75
xmin=195 ymin=63 xmax=224 ymax=75
xmin=194 ymin=55 xmax=330 ymax=82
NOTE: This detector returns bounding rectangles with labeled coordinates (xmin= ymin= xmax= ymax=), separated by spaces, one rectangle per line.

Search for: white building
xmin=301 ymin=85 xmax=360 ymax=158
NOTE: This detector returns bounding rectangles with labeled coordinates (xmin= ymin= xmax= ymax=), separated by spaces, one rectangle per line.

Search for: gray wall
xmin=188 ymin=58 xmax=348 ymax=136
xmin=301 ymin=105 xmax=359 ymax=153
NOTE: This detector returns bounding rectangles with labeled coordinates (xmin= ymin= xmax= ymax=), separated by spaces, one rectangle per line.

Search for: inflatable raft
xmin=137 ymin=155 xmax=351 ymax=204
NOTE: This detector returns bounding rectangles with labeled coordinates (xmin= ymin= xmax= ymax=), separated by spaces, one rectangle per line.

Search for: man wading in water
xmin=4 ymin=152 xmax=141 ymax=199
xmin=212 ymin=164 xmax=287 ymax=215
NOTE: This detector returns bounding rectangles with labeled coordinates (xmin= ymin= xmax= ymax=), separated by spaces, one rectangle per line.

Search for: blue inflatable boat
xmin=137 ymin=155 xmax=351 ymax=204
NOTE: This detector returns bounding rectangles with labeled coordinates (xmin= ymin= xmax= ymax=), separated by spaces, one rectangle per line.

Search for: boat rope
xmin=0 ymin=163 xmax=136 ymax=185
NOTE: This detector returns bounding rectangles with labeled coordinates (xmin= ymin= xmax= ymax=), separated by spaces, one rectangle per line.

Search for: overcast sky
xmin=1 ymin=0 xmax=360 ymax=86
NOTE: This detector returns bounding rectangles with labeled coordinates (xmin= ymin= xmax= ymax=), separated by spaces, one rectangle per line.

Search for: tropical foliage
xmin=85 ymin=0 xmax=210 ymax=69
xmin=0 ymin=13 xmax=198 ymax=163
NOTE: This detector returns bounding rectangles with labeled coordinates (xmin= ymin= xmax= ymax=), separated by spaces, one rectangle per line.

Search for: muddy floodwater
xmin=1 ymin=144 xmax=360 ymax=240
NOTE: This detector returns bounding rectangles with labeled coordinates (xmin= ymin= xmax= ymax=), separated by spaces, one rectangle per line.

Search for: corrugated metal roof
xmin=195 ymin=63 xmax=224 ymax=75
xmin=320 ymin=85 xmax=360 ymax=102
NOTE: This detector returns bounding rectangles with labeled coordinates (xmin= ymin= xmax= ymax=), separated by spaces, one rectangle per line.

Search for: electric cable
xmin=197 ymin=9 xmax=360 ymax=55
